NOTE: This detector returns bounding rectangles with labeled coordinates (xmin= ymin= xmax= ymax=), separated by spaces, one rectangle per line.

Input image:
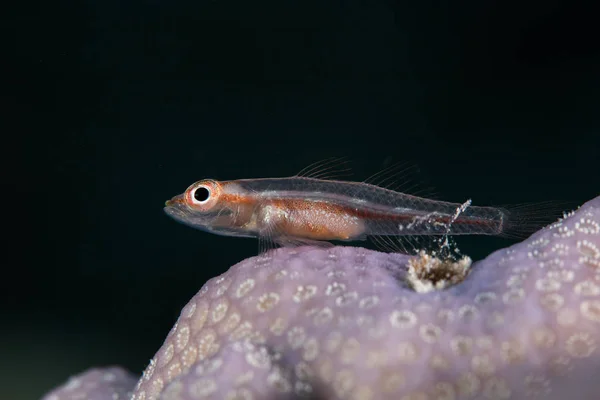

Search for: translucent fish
xmin=164 ymin=169 xmax=563 ymax=253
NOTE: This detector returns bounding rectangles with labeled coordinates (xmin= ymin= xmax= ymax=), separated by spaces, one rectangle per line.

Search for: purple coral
xmin=42 ymin=367 xmax=138 ymax=400
xmin=46 ymin=196 xmax=600 ymax=399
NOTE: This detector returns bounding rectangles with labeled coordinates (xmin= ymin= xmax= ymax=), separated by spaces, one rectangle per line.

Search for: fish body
xmin=164 ymin=177 xmax=536 ymax=246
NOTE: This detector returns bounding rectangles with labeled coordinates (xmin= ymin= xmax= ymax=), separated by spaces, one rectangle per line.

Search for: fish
xmin=164 ymin=162 xmax=561 ymax=252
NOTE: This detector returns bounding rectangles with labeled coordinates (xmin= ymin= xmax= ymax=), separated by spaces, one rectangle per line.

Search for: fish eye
xmin=192 ymin=186 xmax=211 ymax=204
xmin=184 ymin=179 xmax=221 ymax=210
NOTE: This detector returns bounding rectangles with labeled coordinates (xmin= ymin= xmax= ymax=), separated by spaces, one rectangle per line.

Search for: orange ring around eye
xmin=185 ymin=179 xmax=222 ymax=211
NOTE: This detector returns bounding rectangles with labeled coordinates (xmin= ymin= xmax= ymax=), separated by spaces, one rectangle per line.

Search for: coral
xmin=42 ymin=367 xmax=137 ymax=400
xmin=45 ymin=196 xmax=600 ymax=399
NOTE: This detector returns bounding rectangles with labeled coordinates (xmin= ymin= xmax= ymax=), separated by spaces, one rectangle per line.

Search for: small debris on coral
xmin=406 ymin=250 xmax=472 ymax=293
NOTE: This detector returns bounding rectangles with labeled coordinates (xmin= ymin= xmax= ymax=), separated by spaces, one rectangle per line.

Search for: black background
xmin=4 ymin=0 xmax=599 ymax=398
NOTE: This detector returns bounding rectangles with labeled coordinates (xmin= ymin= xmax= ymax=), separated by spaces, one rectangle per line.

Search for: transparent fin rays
xmin=294 ymin=156 xmax=353 ymax=181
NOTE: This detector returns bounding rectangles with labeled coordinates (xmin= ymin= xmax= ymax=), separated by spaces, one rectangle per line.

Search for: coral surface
xmin=42 ymin=367 xmax=137 ymax=400
xmin=43 ymin=196 xmax=600 ymax=400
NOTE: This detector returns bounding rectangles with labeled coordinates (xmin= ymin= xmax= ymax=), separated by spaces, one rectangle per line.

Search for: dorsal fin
xmin=294 ymin=157 xmax=353 ymax=180
xmin=363 ymin=160 xmax=437 ymax=198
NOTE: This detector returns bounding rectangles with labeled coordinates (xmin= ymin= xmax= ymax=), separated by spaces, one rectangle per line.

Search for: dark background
xmin=4 ymin=0 xmax=599 ymax=398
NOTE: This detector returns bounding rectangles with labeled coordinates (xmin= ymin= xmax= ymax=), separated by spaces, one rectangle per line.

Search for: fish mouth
xmin=165 ymin=194 xmax=185 ymax=208
xmin=163 ymin=194 xmax=250 ymax=237
xmin=163 ymin=194 xmax=221 ymax=228
xmin=164 ymin=194 xmax=190 ymax=222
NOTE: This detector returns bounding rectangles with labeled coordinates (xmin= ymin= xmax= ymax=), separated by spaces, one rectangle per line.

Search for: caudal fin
xmin=498 ymin=201 xmax=575 ymax=240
